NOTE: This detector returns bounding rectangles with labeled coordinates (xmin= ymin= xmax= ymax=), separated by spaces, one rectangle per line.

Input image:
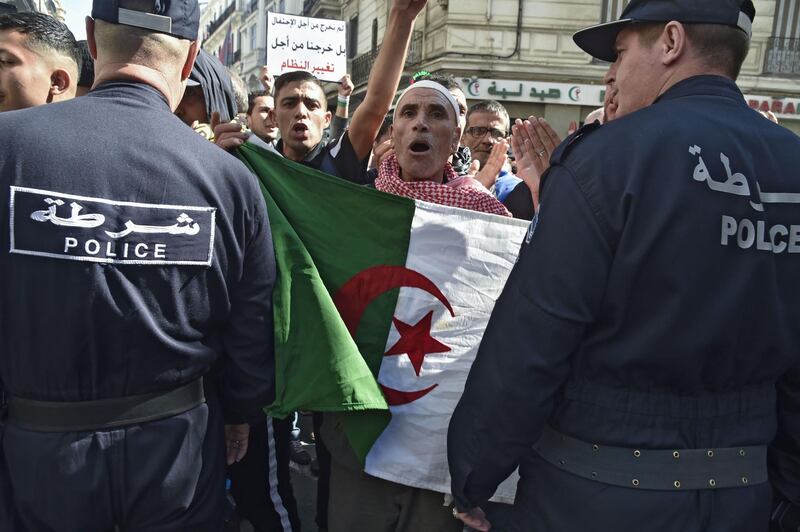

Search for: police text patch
xmin=10 ymin=187 xmax=216 ymax=266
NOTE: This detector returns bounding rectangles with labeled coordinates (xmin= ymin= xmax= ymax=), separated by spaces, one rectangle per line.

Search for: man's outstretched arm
xmin=347 ymin=0 xmax=426 ymax=160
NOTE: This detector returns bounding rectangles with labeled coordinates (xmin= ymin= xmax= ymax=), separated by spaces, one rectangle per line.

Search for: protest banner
xmin=267 ymin=12 xmax=347 ymax=82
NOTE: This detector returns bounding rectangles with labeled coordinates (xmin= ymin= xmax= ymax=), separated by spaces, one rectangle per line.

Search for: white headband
xmin=393 ymin=80 xmax=461 ymax=125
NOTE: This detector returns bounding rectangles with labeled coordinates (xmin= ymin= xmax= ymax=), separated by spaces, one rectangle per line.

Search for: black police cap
xmin=573 ymin=0 xmax=756 ymax=63
xmin=92 ymin=0 xmax=200 ymax=41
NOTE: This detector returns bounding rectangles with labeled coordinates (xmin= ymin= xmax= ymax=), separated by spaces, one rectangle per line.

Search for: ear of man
xmin=639 ymin=21 xmax=750 ymax=79
xmin=48 ymin=68 xmax=74 ymax=102
xmin=451 ymin=126 xmax=462 ymax=154
xmin=659 ymin=21 xmax=688 ymax=67
xmin=181 ymin=40 xmax=200 ymax=83
xmin=85 ymin=16 xmax=97 ymax=60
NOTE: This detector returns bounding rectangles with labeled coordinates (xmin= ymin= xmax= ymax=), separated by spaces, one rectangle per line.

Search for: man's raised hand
xmin=338 ymin=74 xmax=354 ymax=98
xmin=511 ymin=117 xmax=564 ymax=211
xmin=211 ymin=111 xmax=250 ymax=152
xmin=391 ymin=0 xmax=427 ymax=19
xmin=474 ymin=139 xmax=509 ymax=189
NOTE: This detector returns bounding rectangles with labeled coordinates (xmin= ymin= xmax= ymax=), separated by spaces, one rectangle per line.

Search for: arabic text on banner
xmin=267 ymin=12 xmax=347 ymax=82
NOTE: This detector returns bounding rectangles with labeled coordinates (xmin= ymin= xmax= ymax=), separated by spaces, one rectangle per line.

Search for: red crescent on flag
xmin=380 ymin=383 xmax=438 ymax=407
xmin=333 ymin=265 xmax=455 ymax=406
xmin=333 ymin=265 xmax=455 ymax=336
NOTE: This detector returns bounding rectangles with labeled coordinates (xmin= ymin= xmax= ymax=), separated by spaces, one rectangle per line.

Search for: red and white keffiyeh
xmin=375 ymin=154 xmax=512 ymax=217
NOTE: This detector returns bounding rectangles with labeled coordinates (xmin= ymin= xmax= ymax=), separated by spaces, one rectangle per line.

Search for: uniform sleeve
xmin=220 ymin=177 xmax=277 ymax=425
xmin=448 ymin=164 xmax=614 ymax=511
xmin=770 ymin=359 xmax=800 ymax=506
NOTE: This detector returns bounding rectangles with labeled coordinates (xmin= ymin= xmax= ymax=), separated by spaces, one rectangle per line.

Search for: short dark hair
xmin=466 ymin=100 xmax=510 ymax=132
xmin=376 ymin=114 xmax=393 ymax=143
xmin=0 ymin=12 xmax=81 ymax=73
xmin=273 ymin=71 xmax=326 ymax=109
xmin=247 ymin=90 xmax=271 ymax=115
xmin=76 ymin=40 xmax=94 ymax=88
xmin=414 ymin=71 xmax=461 ymax=92
xmin=685 ymin=23 xmax=750 ymax=79
xmin=635 ymin=21 xmax=749 ymax=80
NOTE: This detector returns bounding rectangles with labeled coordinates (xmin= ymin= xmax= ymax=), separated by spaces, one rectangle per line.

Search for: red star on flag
xmin=384 ymin=310 xmax=451 ymax=376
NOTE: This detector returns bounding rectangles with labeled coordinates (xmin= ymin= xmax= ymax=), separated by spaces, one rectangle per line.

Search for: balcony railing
xmin=407 ymin=31 xmax=423 ymax=66
xmin=206 ymin=2 xmax=235 ymax=38
xmin=352 ymin=48 xmax=379 ymax=86
xmin=303 ymin=0 xmax=340 ymax=17
xmin=352 ymin=33 xmax=424 ymax=86
xmin=764 ymin=37 xmax=800 ymax=76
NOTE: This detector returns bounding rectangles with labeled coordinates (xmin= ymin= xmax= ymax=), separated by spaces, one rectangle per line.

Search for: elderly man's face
xmin=605 ymin=25 xmax=664 ymax=119
xmin=0 ymin=29 xmax=57 ymax=111
xmin=248 ymin=95 xmax=278 ymax=142
xmin=392 ymin=88 xmax=460 ymax=183
xmin=463 ymin=110 xmax=508 ymax=167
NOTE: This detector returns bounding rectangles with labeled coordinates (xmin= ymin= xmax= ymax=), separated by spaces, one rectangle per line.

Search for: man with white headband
xmin=324 ymin=80 xmax=512 ymax=532
xmin=371 ymin=80 xmax=512 ymax=216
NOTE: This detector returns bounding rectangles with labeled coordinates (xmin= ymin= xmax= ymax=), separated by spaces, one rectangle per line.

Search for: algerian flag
xmin=237 ymin=143 xmax=528 ymax=502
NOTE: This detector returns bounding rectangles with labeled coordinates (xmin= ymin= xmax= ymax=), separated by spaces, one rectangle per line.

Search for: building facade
xmin=199 ymin=0 xmax=800 ymax=135
xmin=339 ymin=0 xmax=800 ymax=135
xmin=200 ymin=0 xmax=304 ymax=92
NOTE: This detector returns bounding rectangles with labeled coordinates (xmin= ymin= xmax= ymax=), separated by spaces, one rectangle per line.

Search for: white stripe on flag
xmin=365 ymin=200 xmax=529 ymax=502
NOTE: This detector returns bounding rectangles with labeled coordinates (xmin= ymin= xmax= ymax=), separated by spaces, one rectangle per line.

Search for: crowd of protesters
xmin=1 ymin=0 xmax=799 ymax=532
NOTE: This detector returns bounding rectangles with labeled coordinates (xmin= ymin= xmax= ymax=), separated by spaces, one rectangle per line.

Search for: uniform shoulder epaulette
xmin=550 ymin=121 xmax=602 ymax=165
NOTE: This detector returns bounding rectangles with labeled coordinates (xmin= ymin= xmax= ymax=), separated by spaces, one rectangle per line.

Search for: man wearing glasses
xmin=463 ymin=100 xmax=510 ymax=170
xmin=463 ymin=100 xmax=528 ymax=210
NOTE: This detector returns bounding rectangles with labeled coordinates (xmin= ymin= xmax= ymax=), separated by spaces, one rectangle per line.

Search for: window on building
xmin=600 ymin=0 xmax=629 ymax=23
xmin=766 ymin=0 xmax=800 ymax=75
xmin=371 ymin=18 xmax=378 ymax=51
xmin=348 ymin=16 xmax=359 ymax=58
xmin=773 ymin=0 xmax=800 ymax=40
xmin=250 ymin=25 xmax=257 ymax=52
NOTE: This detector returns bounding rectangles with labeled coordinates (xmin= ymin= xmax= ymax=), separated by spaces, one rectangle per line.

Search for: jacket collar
xmin=655 ymin=75 xmax=745 ymax=106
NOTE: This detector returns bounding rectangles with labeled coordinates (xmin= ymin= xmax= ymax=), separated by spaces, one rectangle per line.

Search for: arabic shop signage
xmin=459 ymin=78 xmax=606 ymax=107
xmin=743 ymin=95 xmax=800 ymax=119
xmin=267 ymin=12 xmax=346 ymax=82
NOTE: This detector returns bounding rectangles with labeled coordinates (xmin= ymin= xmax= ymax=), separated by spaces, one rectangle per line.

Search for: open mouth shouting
xmin=408 ymin=139 xmax=431 ymax=155
xmin=290 ymin=122 xmax=310 ymax=140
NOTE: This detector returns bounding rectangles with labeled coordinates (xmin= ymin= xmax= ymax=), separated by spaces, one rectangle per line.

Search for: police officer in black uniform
xmin=0 ymin=1 xmax=276 ymax=530
xmin=447 ymin=1 xmax=800 ymax=531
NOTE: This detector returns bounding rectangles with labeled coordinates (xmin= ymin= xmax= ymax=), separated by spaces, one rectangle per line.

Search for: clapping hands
xmin=510 ymin=116 xmax=563 ymax=211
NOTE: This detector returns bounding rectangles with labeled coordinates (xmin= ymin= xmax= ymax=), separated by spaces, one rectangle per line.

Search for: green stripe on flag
xmin=237 ymin=143 xmax=416 ymax=461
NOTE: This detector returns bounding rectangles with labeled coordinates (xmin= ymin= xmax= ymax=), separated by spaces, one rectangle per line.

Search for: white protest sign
xmin=267 ymin=12 xmax=347 ymax=82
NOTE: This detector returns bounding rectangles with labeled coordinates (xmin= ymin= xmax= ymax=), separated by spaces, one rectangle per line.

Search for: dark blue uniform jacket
xmin=448 ymin=76 xmax=800 ymax=530
xmin=0 ymin=82 xmax=276 ymax=425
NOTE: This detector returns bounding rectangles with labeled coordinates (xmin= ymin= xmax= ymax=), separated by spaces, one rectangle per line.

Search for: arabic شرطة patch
xmin=9 ymin=186 xmax=217 ymax=266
